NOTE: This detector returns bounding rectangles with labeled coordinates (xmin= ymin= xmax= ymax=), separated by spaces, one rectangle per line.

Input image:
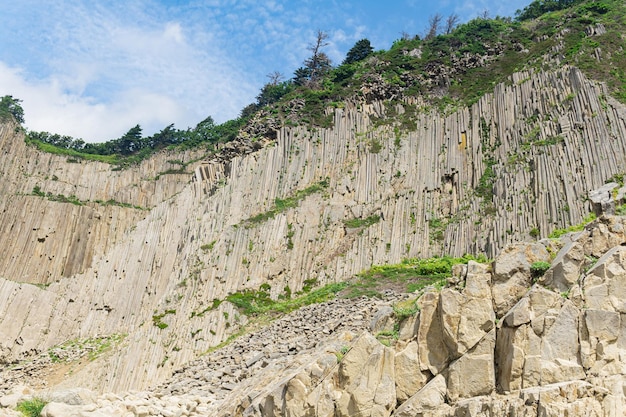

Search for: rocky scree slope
xmin=0 ymin=64 xmax=626 ymax=395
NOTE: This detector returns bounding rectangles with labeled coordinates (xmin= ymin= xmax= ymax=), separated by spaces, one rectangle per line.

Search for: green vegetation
xmin=224 ymin=281 xmax=347 ymax=317
xmin=47 ymin=334 xmax=126 ymax=363
xmin=530 ymin=261 xmax=552 ymax=278
xmin=344 ymin=254 xmax=489 ymax=298
xmin=32 ymin=186 xmax=83 ymax=206
xmin=428 ymin=217 xmax=447 ymax=242
xmin=152 ymin=309 xmax=176 ymax=329
xmin=32 ymin=185 xmax=146 ymax=210
xmin=529 ymin=227 xmax=540 ymax=238
xmin=10 ymin=0 xmax=626 ymax=175
xmin=201 ymin=241 xmax=217 ymax=252
xmin=243 ymin=179 xmax=329 ymax=226
xmin=375 ymin=330 xmax=397 ymax=346
xmin=0 ymin=95 xmax=25 ymax=124
xmin=343 ymin=214 xmax=381 ymax=229
xmin=549 ymin=212 xmax=597 ymax=238
xmin=190 ymin=298 xmax=223 ymax=318
xmin=393 ymin=297 xmax=420 ymax=321
xmin=16 ymin=398 xmax=47 ymax=417
xmin=334 ymin=345 xmax=351 ymax=362
xmin=25 ymin=115 xmax=248 ymax=169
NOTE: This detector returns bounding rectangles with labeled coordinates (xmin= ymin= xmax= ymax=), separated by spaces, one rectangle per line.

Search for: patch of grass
xmin=191 ymin=298 xmax=223 ymax=318
xmin=428 ymin=217 xmax=446 ymax=242
xmin=344 ymin=254 xmax=488 ymax=298
xmin=32 ymin=186 xmax=146 ymax=210
xmin=93 ymin=199 xmax=147 ymax=210
xmin=549 ymin=212 xmax=597 ymax=238
xmin=225 ymin=281 xmax=348 ymax=317
xmin=47 ymin=334 xmax=126 ymax=363
xmin=200 ymin=241 xmax=217 ymax=252
xmin=343 ymin=214 xmax=381 ymax=229
xmin=152 ymin=309 xmax=176 ymax=329
xmin=392 ymin=298 xmax=419 ymax=321
xmin=16 ymin=398 xmax=47 ymax=417
xmin=25 ymin=138 xmax=118 ymax=164
xmin=375 ymin=329 xmax=398 ymax=346
xmin=369 ymin=138 xmax=383 ymax=153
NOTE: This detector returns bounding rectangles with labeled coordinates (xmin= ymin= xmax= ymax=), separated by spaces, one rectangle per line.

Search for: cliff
xmin=0 ymin=66 xmax=625 ymax=398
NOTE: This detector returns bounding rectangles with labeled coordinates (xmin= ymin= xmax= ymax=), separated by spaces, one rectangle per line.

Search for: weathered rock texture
xmin=1 ymin=66 xmax=626 ymax=397
xmin=4 ymin=216 xmax=626 ymax=416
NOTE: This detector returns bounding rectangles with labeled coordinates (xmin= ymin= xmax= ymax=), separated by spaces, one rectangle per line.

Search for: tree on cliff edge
xmin=0 ymin=95 xmax=25 ymax=124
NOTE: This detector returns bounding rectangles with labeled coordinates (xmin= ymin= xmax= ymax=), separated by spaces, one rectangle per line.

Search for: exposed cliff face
xmin=3 ymin=215 xmax=626 ymax=416
xmin=0 ymin=66 xmax=625 ymax=396
xmin=0 ymin=123 xmax=204 ymax=283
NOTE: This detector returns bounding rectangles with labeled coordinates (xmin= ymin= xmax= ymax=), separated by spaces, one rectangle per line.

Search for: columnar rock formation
xmin=3 ymin=215 xmax=626 ymax=416
xmin=0 ymin=66 xmax=625 ymax=396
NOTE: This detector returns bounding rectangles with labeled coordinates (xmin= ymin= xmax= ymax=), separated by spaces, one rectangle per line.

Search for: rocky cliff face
xmin=3 ymin=215 xmax=626 ymax=416
xmin=0 ymin=66 xmax=626 ymax=400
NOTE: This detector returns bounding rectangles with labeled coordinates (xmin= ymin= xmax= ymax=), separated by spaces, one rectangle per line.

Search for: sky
xmin=0 ymin=0 xmax=531 ymax=143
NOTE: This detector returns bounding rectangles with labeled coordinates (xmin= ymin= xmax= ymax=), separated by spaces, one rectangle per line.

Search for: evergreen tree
xmin=0 ymin=95 xmax=25 ymax=124
xmin=342 ymin=39 xmax=374 ymax=65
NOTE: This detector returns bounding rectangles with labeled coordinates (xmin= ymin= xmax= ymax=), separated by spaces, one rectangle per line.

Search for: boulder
xmin=583 ymin=246 xmax=626 ymax=312
xmin=336 ymin=334 xmax=396 ymax=417
xmin=415 ymin=290 xmax=448 ymax=374
xmin=46 ymin=388 xmax=97 ymax=406
xmin=539 ymin=240 xmax=585 ymax=292
xmin=394 ymin=341 xmax=428 ymax=402
xmin=393 ymin=374 xmax=449 ymax=417
xmin=589 ymin=182 xmax=619 ymax=216
xmin=439 ymin=261 xmax=494 ymax=359
xmin=491 ymin=243 xmax=551 ymax=317
xmin=445 ymin=329 xmax=496 ymax=401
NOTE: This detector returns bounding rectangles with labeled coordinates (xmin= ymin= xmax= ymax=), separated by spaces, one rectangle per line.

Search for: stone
xmin=585 ymin=309 xmax=621 ymax=342
xmin=491 ymin=243 xmax=551 ymax=317
xmin=589 ymin=183 xmax=619 ymax=216
xmin=502 ymin=297 xmax=531 ymax=328
xmin=583 ymin=246 xmax=626 ymax=312
xmin=40 ymin=403 xmax=84 ymax=417
xmin=369 ymin=306 xmax=395 ymax=333
xmin=439 ymin=263 xmax=495 ymax=359
xmin=540 ymin=240 xmax=585 ymax=292
xmin=445 ymin=329 xmax=496 ymax=401
xmin=415 ymin=290 xmax=448 ymax=374
xmin=336 ymin=335 xmax=396 ymax=417
xmin=393 ymin=375 xmax=448 ymax=417
xmin=46 ymin=388 xmax=97 ymax=406
xmin=394 ymin=341 xmax=428 ymax=402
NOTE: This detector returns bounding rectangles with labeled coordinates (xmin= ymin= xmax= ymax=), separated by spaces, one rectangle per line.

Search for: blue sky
xmin=0 ymin=0 xmax=530 ymax=142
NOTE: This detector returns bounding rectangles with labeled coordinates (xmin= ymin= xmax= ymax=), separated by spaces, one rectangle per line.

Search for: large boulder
xmin=491 ymin=243 xmax=551 ymax=317
xmin=439 ymin=261 xmax=495 ymax=359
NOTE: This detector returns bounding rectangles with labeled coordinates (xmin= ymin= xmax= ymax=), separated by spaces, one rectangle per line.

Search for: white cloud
xmin=0 ymin=1 xmax=258 ymax=142
xmin=0 ymin=61 xmax=188 ymax=141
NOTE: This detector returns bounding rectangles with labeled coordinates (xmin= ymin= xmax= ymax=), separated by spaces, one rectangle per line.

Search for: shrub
xmin=530 ymin=261 xmax=551 ymax=278
xmin=16 ymin=398 xmax=47 ymax=417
